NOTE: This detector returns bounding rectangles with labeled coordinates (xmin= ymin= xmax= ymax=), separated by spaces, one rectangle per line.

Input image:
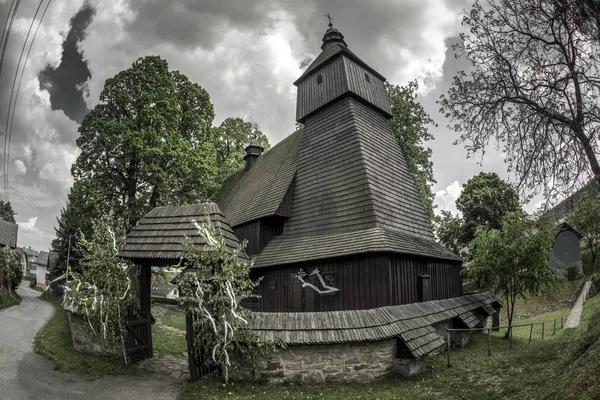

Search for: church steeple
xmin=294 ymin=20 xmax=392 ymax=123
xmin=321 ymin=15 xmax=348 ymax=50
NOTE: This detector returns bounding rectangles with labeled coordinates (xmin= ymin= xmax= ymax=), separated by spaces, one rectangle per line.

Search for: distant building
xmin=550 ymin=222 xmax=583 ymax=281
xmin=151 ymin=277 xmax=179 ymax=304
xmin=31 ymin=251 xmax=50 ymax=287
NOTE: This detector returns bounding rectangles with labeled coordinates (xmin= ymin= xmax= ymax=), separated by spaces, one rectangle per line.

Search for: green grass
xmin=178 ymin=297 xmax=600 ymax=400
xmin=34 ymin=293 xmax=140 ymax=379
xmin=505 ymin=278 xmax=582 ymax=322
xmin=160 ymin=307 xmax=186 ymax=331
xmin=0 ymin=292 xmax=21 ymax=310
xmin=153 ymin=324 xmax=187 ymax=356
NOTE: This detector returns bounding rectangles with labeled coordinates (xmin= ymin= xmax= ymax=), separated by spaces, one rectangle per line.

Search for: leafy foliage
xmin=465 ymin=212 xmax=563 ymax=331
xmin=387 ymin=81 xmax=436 ymax=220
xmin=58 ymin=215 xmax=138 ymax=362
xmin=51 ymin=180 xmax=103 ymax=273
xmin=212 ymin=117 xmax=270 ymax=183
xmin=439 ymin=0 xmax=600 ymax=203
xmin=434 ymin=172 xmax=522 ymax=255
xmin=434 ymin=210 xmax=464 ymax=255
xmin=176 ymin=218 xmax=282 ymax=382
xmin=0 ymin=200 xmax=16 ymax=223
xmin=71 ymin=56 xmax=219 ymax=230
xmin=570 ymin=196 xmax=600 ymax=273
xmin=0 ymin=247 xmax=21 ymax=295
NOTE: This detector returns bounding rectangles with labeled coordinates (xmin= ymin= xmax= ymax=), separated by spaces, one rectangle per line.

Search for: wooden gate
xmin=186 ymin=313 xmax=218 ymax=379
xmin=124 ymin=308 xmax=152 ymax=363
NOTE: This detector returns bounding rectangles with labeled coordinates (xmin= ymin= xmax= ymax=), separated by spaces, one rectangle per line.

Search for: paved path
xmin=0 ymin=282 xmax=184 ymax=400
xmin=564 ymin=280 xmax=592 ymax=329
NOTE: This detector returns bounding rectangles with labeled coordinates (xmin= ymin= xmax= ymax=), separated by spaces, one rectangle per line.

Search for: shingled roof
xmin=120 ymin=203 xmax=245 ymax=263
xmin=217 ymin=129 xmax=302 ymax=227
xmin=252 ymin=99 xmax=460 ymax=267
xmin=0 ymin=219 xmax=18 ymax=248
xmin=246 ymin=291 xmax=499 ymax=359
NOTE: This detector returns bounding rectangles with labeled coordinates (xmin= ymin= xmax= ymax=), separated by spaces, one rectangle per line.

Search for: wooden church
xmin=217 ymin=22 xmax=464 ymax=313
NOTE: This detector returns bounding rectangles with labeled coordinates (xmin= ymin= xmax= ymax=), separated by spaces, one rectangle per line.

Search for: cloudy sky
xmin=0 ymin=0 xmax=543 ymax=252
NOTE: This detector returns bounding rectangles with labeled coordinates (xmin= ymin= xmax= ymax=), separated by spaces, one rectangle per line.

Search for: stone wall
xmin=246 ymin=336 xmax=457 ymax=383
xmin=250 ymin=339 xmax=397 ymax=383
xmin=67 ymin=312 xmax=119 ymax=356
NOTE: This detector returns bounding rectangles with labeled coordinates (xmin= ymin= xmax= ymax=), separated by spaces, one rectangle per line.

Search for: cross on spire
xmin=325 ymin=13 xmax=334 ymax=28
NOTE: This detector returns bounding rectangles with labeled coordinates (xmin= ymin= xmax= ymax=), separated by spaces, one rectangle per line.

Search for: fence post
xmin=553 ymin=319 xmax=556 ymax=335
xmin=488 ymin=327 xmax=491 ymax=356
xmin=542 ymin=322 xmax=545 ymax=340
xmin=529 ymin=324 xmax=533 ymax=344
xmin=561 ymin=317 xmax=563 ymax=329
xmin=446 ymin=330 xmax=451 ymax=368
xmin=509 ymin=326 xmax=513 ymax=349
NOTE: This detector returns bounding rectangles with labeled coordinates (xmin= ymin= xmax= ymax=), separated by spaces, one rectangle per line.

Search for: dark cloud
xmin=38 ymin=2 xmax=94 ymax=124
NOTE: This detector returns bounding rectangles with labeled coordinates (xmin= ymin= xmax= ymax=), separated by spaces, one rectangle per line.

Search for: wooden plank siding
xmin=390 ymin=257 xmax=463 ymax=305
xmin=343 ymin=57 xmax=391 ymax=116
xmin=233 ymin=218 xmax=285 ymax=257
xmin=249 ymin=253 xmax=463 ymax=312
xmin=296 ymin=56 xmax=348 ymax=122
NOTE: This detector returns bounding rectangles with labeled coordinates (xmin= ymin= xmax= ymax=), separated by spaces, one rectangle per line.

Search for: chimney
xmin=244 ymin=138 xmax=264 ymax=170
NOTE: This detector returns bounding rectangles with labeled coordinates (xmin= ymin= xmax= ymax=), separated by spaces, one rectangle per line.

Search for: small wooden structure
xmin=120 ymin=203 xmax=244 ymax=371
xmin=550 ymin=221 xmax=583 ymax=281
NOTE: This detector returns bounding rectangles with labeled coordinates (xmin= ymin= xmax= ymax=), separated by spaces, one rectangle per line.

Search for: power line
xmin=0 ymin=0 xmax=16 ymax=52
xmin=4 ymin=0 xmax=46 ymax=208
xmin=0 ymin=0 xmax=21 ymax=201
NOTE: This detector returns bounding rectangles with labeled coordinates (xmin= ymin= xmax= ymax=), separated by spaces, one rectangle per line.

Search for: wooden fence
xmin=445 ymin=317 xmax=564 ymax=368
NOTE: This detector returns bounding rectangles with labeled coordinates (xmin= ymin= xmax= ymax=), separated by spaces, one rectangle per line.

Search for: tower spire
xmin=325 ymin=13 xmax=334 ymax=29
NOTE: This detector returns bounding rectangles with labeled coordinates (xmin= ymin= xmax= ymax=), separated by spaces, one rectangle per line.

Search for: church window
xmin=364 ymin=72 xmax=370 ymax=83
xmin=317 ymin=74 xmax=323 ymax=84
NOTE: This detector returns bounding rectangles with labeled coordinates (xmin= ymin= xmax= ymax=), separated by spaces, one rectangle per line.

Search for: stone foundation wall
xmin=251 ymin=339 xmax=398 ymax=383
xmin=67 ymin=312 xmax=119 ymax=356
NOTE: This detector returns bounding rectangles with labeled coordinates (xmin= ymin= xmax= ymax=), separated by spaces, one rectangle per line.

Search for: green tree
xmin=387 ymin=80 xmax=436 ymax=220
xmin=439 ymin=0 xmax=600 ymax=202
xmin=465 ymin=212 xmax=562 ymax=333
xmin=0 ymin=200 xmax=16 ymax=223
xmin=434 ymin=210 xmax=464 ymax=255
xmin=434 ymin=172 xmax=522 ymax=254
xmin=71 ymin=56 xmax=219 ymax=230
xmin=51 ymin=180 xmax=104 ymax=273
xmin=213 ymin=117 xmax=270 ymax=183
xmin=570 ymin=197 xmax=600 ymax=272
xmin=0 ymin=248 xmax=21 ymax=296
xmin=456 ymin=172 xmax=522 ymax=246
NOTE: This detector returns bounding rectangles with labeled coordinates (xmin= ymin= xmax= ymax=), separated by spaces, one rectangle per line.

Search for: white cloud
xmin=434 ymin=180 xmax=463 ymax=215
xmin=17 ymin=216 xmax=55 ymax=252
xmin=14 ymin=159 xmax=26 ymax=175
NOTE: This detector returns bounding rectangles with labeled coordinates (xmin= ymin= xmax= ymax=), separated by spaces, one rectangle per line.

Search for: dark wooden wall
xmin=234 ymin=217 xmax=285 ymax=257
xmin=389 ymin=256 xmax=463 ymax=305
xmin=250 ymin=253 xmax=463 ymax=312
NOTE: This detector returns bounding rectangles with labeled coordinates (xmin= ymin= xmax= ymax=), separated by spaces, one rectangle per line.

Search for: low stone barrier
xmin=67 ymin=311 xmax=119 ymax=356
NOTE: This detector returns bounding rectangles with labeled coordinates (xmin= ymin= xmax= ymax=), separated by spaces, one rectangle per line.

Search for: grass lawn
xmin=0 ymin=292 xmax=21 ymax=311
xmin=153 ymin=324 xmax=187 ymax=356
xmin=160 ymin=307 xmax=186 ymax=331
xmin=179 ymin=296 xmax=600 ymax=400
xmin=34 ymin=292 xmax=140 ymax=379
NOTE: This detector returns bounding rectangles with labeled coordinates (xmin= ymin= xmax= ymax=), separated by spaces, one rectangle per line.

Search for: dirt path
xmin=0 ymin=282 xmax=184 ymax=400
